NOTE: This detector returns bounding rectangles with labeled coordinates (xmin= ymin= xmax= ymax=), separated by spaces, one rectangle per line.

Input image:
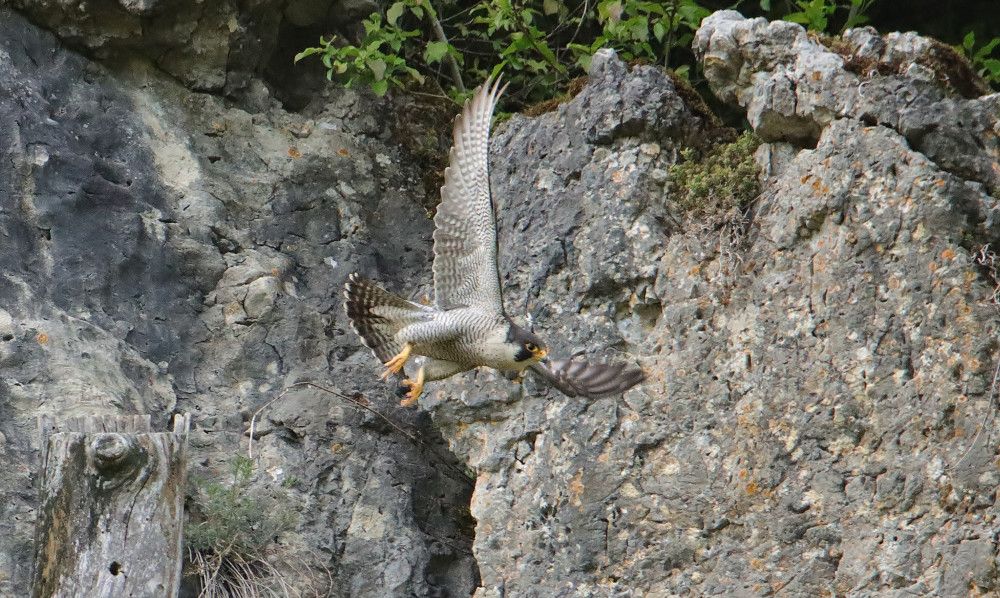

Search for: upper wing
xmin=433 ymin=76 xmax=508 ymax=313
xmin=529 ymin=358 xmax=646 ymax=399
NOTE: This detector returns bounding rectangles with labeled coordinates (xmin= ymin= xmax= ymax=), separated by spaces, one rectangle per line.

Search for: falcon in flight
xmin=344 ymin=77 xmax=644 ymax=406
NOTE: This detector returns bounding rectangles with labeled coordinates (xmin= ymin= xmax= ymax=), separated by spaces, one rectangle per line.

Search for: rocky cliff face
xmin=2 ymin=4 xmax=999 ymax=597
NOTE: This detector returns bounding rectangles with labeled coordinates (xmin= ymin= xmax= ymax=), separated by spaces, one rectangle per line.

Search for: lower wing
xmin=529 ymin=357 xmax=645 ymax=399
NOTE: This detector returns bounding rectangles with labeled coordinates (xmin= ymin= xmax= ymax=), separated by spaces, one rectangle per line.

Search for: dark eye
xmin=525 ymin=342 xmax=537 ymax=352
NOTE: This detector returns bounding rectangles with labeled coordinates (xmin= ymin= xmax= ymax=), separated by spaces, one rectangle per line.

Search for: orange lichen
xmin=568 ymin=471 xmax=585 ymax=507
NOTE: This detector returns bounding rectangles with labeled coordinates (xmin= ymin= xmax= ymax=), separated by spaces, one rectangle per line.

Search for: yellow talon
xmin=381 ymin=343 xmax=412 ymax=380
xmin=399 ymin=367 xmax=425 ymax=407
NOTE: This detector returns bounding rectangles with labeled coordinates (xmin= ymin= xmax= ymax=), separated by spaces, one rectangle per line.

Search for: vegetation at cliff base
xmin=185 ymin=456 xmax=313 ymax=597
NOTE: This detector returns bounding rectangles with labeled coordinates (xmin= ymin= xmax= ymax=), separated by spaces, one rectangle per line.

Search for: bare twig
xmin=426 ymin=1 xmax=466 ymax=93
xmin=952 ymin=351 xmax=1000 ymax=472
xmin=973 ymin=243 xmax=1000 ymax=307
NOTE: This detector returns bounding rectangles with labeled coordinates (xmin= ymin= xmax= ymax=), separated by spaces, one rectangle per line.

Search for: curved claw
xmin=398 ymin=366 xmax=425 ymax=407
xmin=382 ymin=343 xmax=413 ymax=380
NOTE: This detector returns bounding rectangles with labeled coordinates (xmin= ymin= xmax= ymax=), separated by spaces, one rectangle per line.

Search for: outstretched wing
xmin=433 ymin=76 xmax=508 ymax=313
xmin=529 ymin=358 xmax=646 ymax=399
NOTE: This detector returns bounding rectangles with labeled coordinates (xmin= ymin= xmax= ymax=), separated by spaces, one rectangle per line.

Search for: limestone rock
xmin=3 ymin=4 xmax=1000 ymax=597
xmin=425 ymin=15 xmax=1000 ymax=598
xmin=694 ymin=10 xmax=1000 ymax=195
xmin=0 ymin=8 xmax=474 ymax=596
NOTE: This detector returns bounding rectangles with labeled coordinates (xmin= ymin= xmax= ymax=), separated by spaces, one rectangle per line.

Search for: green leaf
xmin=366 ymin=58 xmax=387 ymax=80
xmin=962 ymin=31 xmax=976 ymax=52
xmin=678 ymin=2 xmax=711 ymax=26
xmin=489 ymin=61 xmax=507 ymax=80
xmin=760 ymin=0 xmax=772 ymax=10
xmin=652 ymin=20 xmax=666 ymax=42
xmin=293 ymin=47 xmax=322 ymax=63
xmin=409 ymin=4 xmax=424 ymax=19
xmin=784 ymin=11 xmax=810 ymax=25
xmin=974 ymin=37 xmax=1000 ymax=61
xmin=371 ymin=79 xmax=389 ymax=96
xmin=362 ymin=14 xmax=382 ymax=35
xmin=597 ymin=0 xmax=623 ymax=23
xmin=636 ymin=2 xmax=666 ymax=16
xmin=981 ymin=58 xmax=1000 ymax=77
xmin=386 ymin=1 xmax=405 ymax=26
xmin=405 ymin=66 xmax=426 ymax=84
xmin=532 ymin=36 xmax=560 ymax=64
xmin=628 ymin=16 xmax=650 ymax=42
xmin=424 ymin=40 xmax=450 ymax=64
xmin=542 ymin=0 xmax=560 ymax=16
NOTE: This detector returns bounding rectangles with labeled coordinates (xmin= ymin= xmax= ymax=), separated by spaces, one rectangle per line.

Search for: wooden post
xmin=31 ymin=414 xmax=191 ymax=598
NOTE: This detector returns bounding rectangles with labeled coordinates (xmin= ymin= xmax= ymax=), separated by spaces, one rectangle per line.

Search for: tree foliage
xmin=294 ymin=0 xmax=995 ymax=106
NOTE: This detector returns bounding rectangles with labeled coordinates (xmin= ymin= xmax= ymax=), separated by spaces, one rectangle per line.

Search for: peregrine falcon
xmin=344 ymin=77 xmax=644 ymax=406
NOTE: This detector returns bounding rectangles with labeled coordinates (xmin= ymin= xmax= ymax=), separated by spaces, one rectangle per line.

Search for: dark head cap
xmin=507 ymin=322 xmax=548 ymax=363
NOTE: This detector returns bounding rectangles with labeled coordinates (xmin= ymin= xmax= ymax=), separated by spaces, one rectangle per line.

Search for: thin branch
xmin=426 ymin=1 xmax=466 ymax=92
xmin=952 ymin=354 xmax=1000 ymax=472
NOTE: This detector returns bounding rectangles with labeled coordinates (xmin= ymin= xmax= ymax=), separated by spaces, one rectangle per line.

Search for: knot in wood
xmin=90 ymin=433 xmax=134 ymax=474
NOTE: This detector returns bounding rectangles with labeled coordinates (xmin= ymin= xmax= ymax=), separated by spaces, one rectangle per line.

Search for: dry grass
xmin=185 ymin=457 xmax=331 ymax=597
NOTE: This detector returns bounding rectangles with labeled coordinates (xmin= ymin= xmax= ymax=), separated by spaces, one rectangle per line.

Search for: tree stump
xmin=32 ymin=414 xmax=191 ymax=598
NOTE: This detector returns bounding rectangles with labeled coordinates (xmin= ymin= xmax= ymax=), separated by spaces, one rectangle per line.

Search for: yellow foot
xmin=381 ymin=343 xmax=413 ymax=380
xmin=399 ymin=367 xmax=426 ymax=407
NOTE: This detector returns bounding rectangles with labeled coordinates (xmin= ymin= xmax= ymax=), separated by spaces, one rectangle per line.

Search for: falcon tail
xmin=343 ymin=273 xmax=431 ymax=363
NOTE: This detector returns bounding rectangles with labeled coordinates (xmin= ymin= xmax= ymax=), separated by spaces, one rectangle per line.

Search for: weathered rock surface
xmin=427 ymin=15 xmax=1000 ymax=598
xmin=1 ymin=7 xmax=474 ymax=596
xmin=10 ymin=0 xmax=371 ymax=94
xmin=3 ymin=4 xmax=1000 ymax=597
xmin=694 ymin=10 xmax=1000 ymax=196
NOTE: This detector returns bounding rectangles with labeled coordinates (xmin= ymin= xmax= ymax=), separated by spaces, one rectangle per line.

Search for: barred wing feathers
xmin=433 ymin=76 xmax=508 ymax=313
xmin=529 ymin=358 xmax=646 ymax=399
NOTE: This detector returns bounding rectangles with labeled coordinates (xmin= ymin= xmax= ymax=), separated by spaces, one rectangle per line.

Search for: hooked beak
xmin=532 ymin=347 xmax=548 ymax=360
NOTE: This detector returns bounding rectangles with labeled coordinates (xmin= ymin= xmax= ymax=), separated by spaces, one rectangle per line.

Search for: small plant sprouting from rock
xmin=782 ymin=0 xmax=876 ymax=34
xmin=185 ymin=456 xmax=318 ymax=597
xmin=668 ymin=130 xmax=761 ymax=217
xmin=668 ymin=130 xmax=761 ymax=290
xmin=959 ymin=31 xmax=1000 ymax=87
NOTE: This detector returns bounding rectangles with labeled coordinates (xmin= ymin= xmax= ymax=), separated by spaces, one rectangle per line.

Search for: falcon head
xmin=506 ymin=322 xmax=548 ymax=365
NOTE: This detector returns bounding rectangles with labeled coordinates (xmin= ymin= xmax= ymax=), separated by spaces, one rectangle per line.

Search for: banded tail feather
xmin=343 ymin=273 xmax=431 ymax=363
